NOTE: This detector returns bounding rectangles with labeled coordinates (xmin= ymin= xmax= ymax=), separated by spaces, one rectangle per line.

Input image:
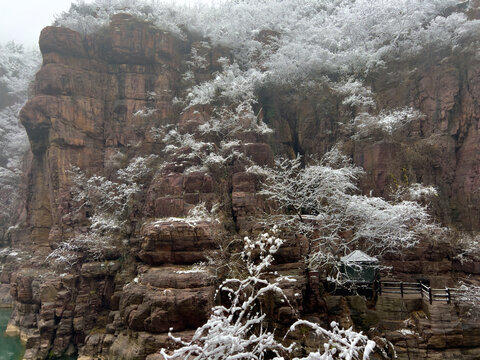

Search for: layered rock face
xmin=20 ymin=14 xmax=186 ymax=248
xmin=3 ymin=12 xmax=480 ymax=360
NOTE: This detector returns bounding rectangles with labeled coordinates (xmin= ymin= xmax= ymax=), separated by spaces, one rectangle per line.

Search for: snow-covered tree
xmin=0 ymin=42 xmax=40 ymax=234
xmin=160 ymin=230 xmax=376 ymax=359
xmin=0 ymin=42 xmax=39 ymax=100
xmin=160 ymin=230 xmax=293 ymax=360
xmin=251 ymin=145 xmax=439 ymax=280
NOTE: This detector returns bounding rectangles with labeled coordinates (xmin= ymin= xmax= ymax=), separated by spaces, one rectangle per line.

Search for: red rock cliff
xmin=5 ymin=12 xmax=480 ymax=360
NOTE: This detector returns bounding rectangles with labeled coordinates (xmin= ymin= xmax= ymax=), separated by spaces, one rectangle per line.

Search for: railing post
xmin=429 ymin=286 xmax=433 ymax=304
xmin=447 ymin=288 xmax=451 ymax=304
xmin=376 ymin=281 xmax=382 ymax=295
xmin=401 ymin=282 xmax=404 ymax=298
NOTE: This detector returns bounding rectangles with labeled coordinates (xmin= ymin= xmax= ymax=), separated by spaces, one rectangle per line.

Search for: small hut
xmin=340 ymin=250 xmax=379 ymax=283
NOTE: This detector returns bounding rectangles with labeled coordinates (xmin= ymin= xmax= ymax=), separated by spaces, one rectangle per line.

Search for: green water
xmin=0 ymin=308 xmax=24 ymax=360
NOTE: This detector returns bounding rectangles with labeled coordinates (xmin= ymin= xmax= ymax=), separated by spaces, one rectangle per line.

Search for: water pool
xmin=0 ymin=308 xmax=24 ymax=360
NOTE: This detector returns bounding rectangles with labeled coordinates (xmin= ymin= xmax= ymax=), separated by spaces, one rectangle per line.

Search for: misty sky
xmin=0 ymin=0 xmax=83 ymax=47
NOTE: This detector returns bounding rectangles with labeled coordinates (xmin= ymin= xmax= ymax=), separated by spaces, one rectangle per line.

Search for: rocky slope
xmin=1 ymin=12 xmax=479 ymax=360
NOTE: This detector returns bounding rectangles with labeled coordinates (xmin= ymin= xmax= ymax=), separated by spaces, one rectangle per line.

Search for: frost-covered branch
xmin=289 ymin=320 xmax=376 ymax=360
xmin=160 ymin=230 xmax=294 ymax=360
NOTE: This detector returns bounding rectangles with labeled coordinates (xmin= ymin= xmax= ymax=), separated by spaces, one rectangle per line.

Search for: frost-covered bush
xmin=46 ymin=219 xmax=120 ymax=268
xmin=186 ymin=63 xmax=265 ymax=107
xmin=391 ymin=183 xmax=438 ymax=203
xmin=329 ymin=78 xmax=425 ymax=139
xmin=47 ymin=156 xmax=157 ymax=268
xmin=332 ymin=78 xmax=377 ymax=110
xmin=153 ymin=123 xmax=262 ymax=174
xmin=453 ymin=281 xmax=480 ymax=320
xmin=159 ymin=126 xmax=223 ymax=173
xmin=152 ymin=202 xmax=220 ymax=227
xmin=452 ymin=232 xmax=480 ymax=263
xmin=198 ymin=101 xmax=273 ymax=139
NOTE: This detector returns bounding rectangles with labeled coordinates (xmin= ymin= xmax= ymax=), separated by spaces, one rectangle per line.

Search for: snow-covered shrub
xmin=69 ymin=156 xmax=157 ymax=223
xmin=352 ymin=108 xmax=424 ymax=139
xmin=391 ymin=183 xmax=438 ymax=203
xmin=186 ymin=63 xmax=265 ymax=107
xmin=186 ymin=45 xmax=210 ymax=70
xmin=152 ymin=202 xmax=220 ymax=227
xmin=132 ymin=108 xmax=157 ymax=118
xmin=116 ymin=154 xmax=158 ymax=183
xmin=453 ymin=281 xmax=480 ymax=320
xmin=182 ymin=60 xmax=272 ymax=140
xmin=154 ymin=124 xmax=257 ymax=174
xmin=198 ymin=101 xmax=273 ymax=139
xmin=452 ymin=232 xmax=480 ymax=263
xmin=162 ymin=127 xmax=214 ymax=158
xmin=47 ymin=156 xmax=157 ymax=268
xmin=46 ymin=217 xmax=120 ymax=268
xmin=331 ymin=78 xmax=377 ymax=110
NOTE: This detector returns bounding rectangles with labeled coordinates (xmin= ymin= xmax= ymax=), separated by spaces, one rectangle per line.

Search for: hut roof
xmin=340 ymin=250 xmax=378 ymax=263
